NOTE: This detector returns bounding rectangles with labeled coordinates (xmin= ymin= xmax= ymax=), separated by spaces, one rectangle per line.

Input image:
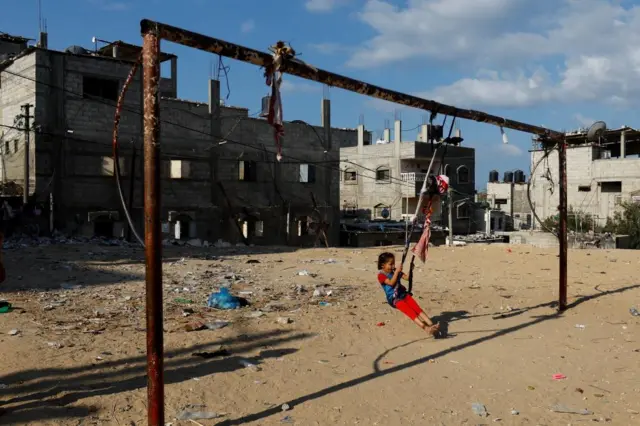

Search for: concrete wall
xmin=1 ymin=48 xmax=359 ymax=245
xmin=340 ymin=123 xmax=476 ymax=234
xmin=530 ymin=145 xmax=640 ymax=227
xmin=0 ymin=53 xmax=37 ymax=192
xmin=486 ymin=182 xmax=532 ymax=230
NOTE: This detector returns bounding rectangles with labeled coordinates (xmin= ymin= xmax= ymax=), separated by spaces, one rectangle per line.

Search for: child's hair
xmin=377 ymin=252 xmax=395 ymax=270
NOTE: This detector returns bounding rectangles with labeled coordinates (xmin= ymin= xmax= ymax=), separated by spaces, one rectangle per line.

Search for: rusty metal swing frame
xmin=139 ymin=19 xmax=569 ymax=425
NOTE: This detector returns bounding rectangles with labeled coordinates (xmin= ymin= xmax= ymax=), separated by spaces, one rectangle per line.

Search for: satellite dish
xmin=587 ymin=121 xmax=607 ymax=142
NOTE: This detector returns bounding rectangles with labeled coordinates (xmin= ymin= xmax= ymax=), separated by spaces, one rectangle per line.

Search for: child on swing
xmin=377 ymin=174 xmax=448 ymax=336
xmin=377 ymin=252 xmax=439 ymax=335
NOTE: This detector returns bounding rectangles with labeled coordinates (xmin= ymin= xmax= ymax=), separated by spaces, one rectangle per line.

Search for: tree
xmin=602 ymin=202 xmax=640 ymax=249
xmin=542 ymin=207 xmax=597 ymax=233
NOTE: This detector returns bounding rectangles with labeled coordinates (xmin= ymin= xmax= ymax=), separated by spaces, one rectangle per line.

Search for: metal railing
xmin=400 ymin=172 xmax=427 ymax=182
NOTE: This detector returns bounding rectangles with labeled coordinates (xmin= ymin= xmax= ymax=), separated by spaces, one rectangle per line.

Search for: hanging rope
xmin=401 ymin=114 xmax=456 ymax=294
xmin=401 ymin=113 xmax=441 ymax=293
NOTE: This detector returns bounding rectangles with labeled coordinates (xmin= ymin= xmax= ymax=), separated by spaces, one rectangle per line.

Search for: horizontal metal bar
xmin=140 ymin=19 xmax=564 ymax=139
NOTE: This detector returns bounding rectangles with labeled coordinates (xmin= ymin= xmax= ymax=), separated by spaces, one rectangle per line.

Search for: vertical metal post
xmin=558 ymin=139 xmax=568 ymax=311
xmin=142 ymin=29 xmax=165 ymax=425
xmin=21 ymin=103 xmax=31 ymax=204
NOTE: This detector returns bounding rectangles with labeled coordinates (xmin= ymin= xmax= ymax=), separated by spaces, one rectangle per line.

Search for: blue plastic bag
xmin=207 ymin=287 xmax=241 ymax=310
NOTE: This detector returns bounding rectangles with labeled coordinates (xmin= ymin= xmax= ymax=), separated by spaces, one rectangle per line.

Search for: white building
xmin=529 ymin=126 xmax=640 ymax=228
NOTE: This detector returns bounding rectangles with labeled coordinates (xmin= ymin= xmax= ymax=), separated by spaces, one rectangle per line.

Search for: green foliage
xmin=542 ymin=207 xmax=598 ymax=233
xmin=602 ymin=202 xmax=640 ymax=249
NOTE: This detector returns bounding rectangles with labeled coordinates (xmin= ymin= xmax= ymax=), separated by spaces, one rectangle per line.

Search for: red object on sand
xmin=376 ymin=322 xmax=385 ymax=327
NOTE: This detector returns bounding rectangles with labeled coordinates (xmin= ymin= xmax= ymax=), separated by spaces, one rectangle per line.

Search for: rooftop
xmin=0 ymin=32 xmax=32 ymax=44
xmin=97 ymin=40 xmax=175 ymax=62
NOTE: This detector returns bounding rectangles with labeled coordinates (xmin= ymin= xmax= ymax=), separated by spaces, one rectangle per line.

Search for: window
xmin=444 ymin=164 xmax=453 ymax=182
xmin=101 ymin=156 xmax=126 ymax=176
xmin=239 ymin=160 xmax=257 ymax=181
xmin=255 ymin=221 xmax=264 ymax=237
xmin=457 ymin=203 xmax=470 ymax=219
xmin=83 ymin=76 xmax=119 ymax=102
xmin=495 ymin=198 xmax=507 ymax=205
xmin=457 ymin=165 xmax=469 ymax=184
xmin=374 ymin=203 xmax=391 ymax=219
xmin=14 ymin=139 xmax=18 ymax=153
xmin=170 ymin=160 xmax=190 ymax=179
xmin=376 ymin=167 xmax=390 ymax=182
xmin=4 ymin=141 xmax=8 ymax=154
xmin=578 ymin=185 xmax=591 ymax=192
xmin=343 ymin=169 xmax=357 ymax=183
xmin=299 ymin=163 xmax=316 ymax=183
xmin=600 ymin=181 xmax=621 ymax=193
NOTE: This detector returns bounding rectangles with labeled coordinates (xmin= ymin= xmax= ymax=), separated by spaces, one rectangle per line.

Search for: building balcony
xmin=400 ymin=172 xmax=427 ymax=182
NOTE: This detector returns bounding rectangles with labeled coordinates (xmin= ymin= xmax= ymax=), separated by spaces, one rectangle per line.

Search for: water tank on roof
xmin=260 ymin=95 xmax=271 ymax=118
xmin=514 ymin=169 xmax=525 ymax=184
xmin=489 ymin=170 xmax=499 ymax=183
xmin=64 ymin=45 xmax=89 ymax=55
xmin=503 ymin=171 xmax=514 ymax=183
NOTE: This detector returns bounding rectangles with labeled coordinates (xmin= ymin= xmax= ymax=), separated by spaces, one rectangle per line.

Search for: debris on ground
xmin=550 ymin=404 xmax=593 ymax=415
xmin=175 ymin=409 xmax=220 ymax=420
xmin=471 ymin=403 xmax=488 ymax=417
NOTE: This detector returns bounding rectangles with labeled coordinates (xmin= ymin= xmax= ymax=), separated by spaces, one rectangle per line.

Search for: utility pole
xmin=448 ymin=186 xmax=453 ymax=246
xmin=19 ymin=103 xmax=33 ymax=205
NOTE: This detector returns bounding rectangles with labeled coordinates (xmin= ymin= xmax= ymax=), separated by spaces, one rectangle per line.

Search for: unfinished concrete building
xmin=0 ymin=31 xmax=358 ymax=245
xmin=485 ymin=169 xmax=533 ymax=230
xmin=339 ymin=121 xmax=476 ymax=234
xmin=530 ymin=126 xmax=640 ymax=229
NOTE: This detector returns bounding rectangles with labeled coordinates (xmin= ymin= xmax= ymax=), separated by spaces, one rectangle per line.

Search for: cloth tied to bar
xmin=265 ymin=42 xmax=295 ymax=161
xmin=412 ymin=175 xmax=449 ymax=263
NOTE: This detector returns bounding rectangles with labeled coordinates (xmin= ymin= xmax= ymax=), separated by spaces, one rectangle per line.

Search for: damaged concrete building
xmin=530 ymin=126 xmax=640 ymax=229
xmin=339 ymin=121 xmax=476 ymax=234
xmin=0 ymin=31 xmax=358 ymax=245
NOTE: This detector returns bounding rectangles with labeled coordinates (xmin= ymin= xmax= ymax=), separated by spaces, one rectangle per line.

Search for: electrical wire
xmin=112 ymin=57 xmax=145 ymax=247
xmin=3 ymin=66 xmax=472 ymax=219
xmin=527 ymin=146 xmax=558 ymax=237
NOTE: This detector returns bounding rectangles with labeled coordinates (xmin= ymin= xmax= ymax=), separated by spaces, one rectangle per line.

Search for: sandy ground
xmin=0 ymin=241 xmax=639 ymax=426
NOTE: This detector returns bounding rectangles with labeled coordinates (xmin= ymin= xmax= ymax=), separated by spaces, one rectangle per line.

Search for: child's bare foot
xmin=427 ymin=323 xmax=440 ymax=336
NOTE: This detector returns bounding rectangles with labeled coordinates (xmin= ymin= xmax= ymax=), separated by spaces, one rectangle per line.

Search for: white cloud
xmin=305 ymin=0 xmax=351 ymax=12
xmin=343 ymin=0 xmax=640 ymax=108
xmin=89 ymin=0 xmax=130 ymax=11
xmin=240 ymin=20 xmax=255 ymax=33
xmin=281 ymin=80 xmax=321 ymax=93
xmin=497 ymin=143 xmax=524 ymax=157
xmin=574 ymin=113 xmax=596 ymax=128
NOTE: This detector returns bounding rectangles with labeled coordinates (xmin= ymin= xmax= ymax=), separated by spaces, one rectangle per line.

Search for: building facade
xmin=485 ymin=169 xmax=533 ymax=231
xmin=339 ymin=121 xmax=476 ymax=234
xmin=0 ymin=34 xmax=358 ymax=245
xmin=529 ymin=127 xmax=640 ymax=229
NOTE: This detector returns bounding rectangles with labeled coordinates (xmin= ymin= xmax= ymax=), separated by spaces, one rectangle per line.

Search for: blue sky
xmin=3 ymin=0 xmax=640 ymax=189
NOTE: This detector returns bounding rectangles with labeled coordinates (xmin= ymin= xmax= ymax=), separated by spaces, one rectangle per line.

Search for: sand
xmin=0 ymin=241 xmax=639 ymax=425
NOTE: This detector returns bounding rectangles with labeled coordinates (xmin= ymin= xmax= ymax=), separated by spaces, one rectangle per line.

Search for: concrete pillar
xmin=394 ymin=120 xmax=402 ymax=158
xmin=421 ymin=124 xmax=428 ymax=142
xmin=383 ymin=128 xmax=390 ymax=142
xmin=357 ymin=124 xmax=365 ymax=155
xmin=620 ymin=130 xmax=626 ymax=158
xmin=322 ymin=98 xmax=338 ymax=247
xmin=171 ymin=57 xmax=178 ymax=97
xmin=322 ymin=100 xmax=331 ymax=151
xmin=209 ymin=79 xmax=221 ymax=206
